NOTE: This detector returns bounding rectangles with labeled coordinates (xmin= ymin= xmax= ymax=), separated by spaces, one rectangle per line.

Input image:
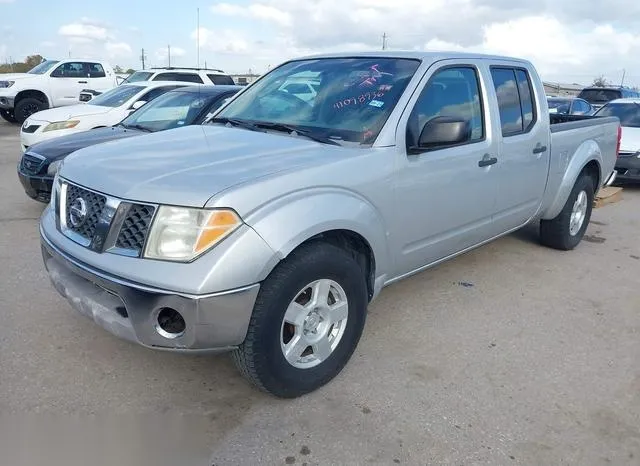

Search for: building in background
xmin=230 ymin=73 xmax=261 ymax=86
xmin=543 ymin=81 xmax=585 ymax=97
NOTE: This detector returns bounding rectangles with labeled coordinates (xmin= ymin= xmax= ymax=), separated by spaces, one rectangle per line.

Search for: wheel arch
xmin=15 ymin=89 xmax=51 ymax=108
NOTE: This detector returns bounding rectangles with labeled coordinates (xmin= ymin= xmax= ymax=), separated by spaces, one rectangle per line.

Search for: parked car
xmin=18 ymin=85 xmax=241 ymax=202
xmin=547 ymin=96 xmax=594 ymax=115
xmin=576 ymin=86 xmax=640 ymax=112
xmin=40 ymin=51 xmax=619 ymax=398
xmin=0 ymin=59 xmax=118 ymax=124
xmin=19 ymin=81 xmax=190 ymax=150
xmin=594 ymin=98 xmax=640 ymax=182
xmin=121 ymin=67 xmax=236 ymax=86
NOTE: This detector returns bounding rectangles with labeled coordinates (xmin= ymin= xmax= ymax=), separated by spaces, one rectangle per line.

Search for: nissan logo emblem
xmin=69 ymin=197 xmax=88 ymax=227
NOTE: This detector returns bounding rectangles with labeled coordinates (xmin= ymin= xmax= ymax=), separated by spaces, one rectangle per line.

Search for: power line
xmin=140 ymin=48 xmax=147 ymax=70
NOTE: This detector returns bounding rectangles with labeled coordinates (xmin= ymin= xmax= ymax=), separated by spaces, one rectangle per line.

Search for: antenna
xmin=168 ymin=45 xmax=171 ymax=67
xmin=621 ymin=69 xmax=626 ymax=87
xmin=140 ymin=48 xmax=147 ymax=70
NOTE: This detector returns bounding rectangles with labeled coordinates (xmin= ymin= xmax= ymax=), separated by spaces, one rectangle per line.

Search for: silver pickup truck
xmin=39 ymin=52 xmax=620 ymax=397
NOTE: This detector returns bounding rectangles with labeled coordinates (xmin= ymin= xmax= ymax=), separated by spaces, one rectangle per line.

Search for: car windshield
xmin=122 ymin=71 xmax=153 ymax=83
xmin=577 ymin=89 xmax=622 ymax=103
xmin=594 ymin=103 xmax=640 ymax=127
xmin=120 ymin=90 xmax=225 ymax=131
xmin=214 ymin=57 xmax=421 ymax=145
xmin=88 ymin=85 xmax=142 ymax=107
xmin=27 ymin=60 xmax=59 ymax=75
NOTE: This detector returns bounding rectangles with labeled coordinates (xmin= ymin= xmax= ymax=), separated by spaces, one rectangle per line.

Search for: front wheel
xmin=14 ymin=98 xmax=47 ymax=124
xmin=232 ymin=242 xmax=368 ymax=398
xmin=540 ymin=173 xmax=595 ymax=250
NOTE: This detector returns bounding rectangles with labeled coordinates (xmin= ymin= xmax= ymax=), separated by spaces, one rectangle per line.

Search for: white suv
xmin=121 ymin=67 xmax=236 ymax=86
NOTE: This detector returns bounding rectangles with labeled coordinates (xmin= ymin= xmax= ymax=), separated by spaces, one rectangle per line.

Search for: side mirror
xmin=131 ymin=100 xmax=147 ymax=110
xmin=415 ymin=116 xmax=471 ymax=151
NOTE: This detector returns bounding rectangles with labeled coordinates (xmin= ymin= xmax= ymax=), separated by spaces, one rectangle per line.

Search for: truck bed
xmin=549 ymin=113 xmax=619 ymax=133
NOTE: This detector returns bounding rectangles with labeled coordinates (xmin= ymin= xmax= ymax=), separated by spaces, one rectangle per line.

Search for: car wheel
xmin=232 ymin=241 xmax=368 ymax=398
xmin=0 ymin=109 xmax=17 ymax=123
xmin=540 ymin=173 xmax=595 ymax=250
xmin=14 ymin=98 xmax=47 ymax=124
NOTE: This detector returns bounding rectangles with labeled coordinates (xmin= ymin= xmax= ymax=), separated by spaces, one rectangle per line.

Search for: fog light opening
xmin=155 ymin=307 xmax=186 ymax=339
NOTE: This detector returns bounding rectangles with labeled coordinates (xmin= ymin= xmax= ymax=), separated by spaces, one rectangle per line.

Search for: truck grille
xmin=115 ymin=204 xmax=155 ymax=254
xmin=21 ymin=153 xmax=45 ymax=175
xmin=58 ymin=180 xmax=157 ymax=257
xmin=65 ymin=184 xmax=107 ymax=240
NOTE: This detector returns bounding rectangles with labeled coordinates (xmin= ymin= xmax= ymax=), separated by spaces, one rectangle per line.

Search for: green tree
xmin=125 ymin=68 xmax=135 ymax=74
xmin=113 ymin=65 xmax=124 ymax=73
xmin=592 ymin=75 xmax=609 ymax=87
xmin=0 ymin=54 xmax=44 ymax=73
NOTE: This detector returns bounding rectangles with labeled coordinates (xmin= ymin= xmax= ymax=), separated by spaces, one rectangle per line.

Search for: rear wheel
xmin=14 ymin=98 xmax=47 ymax=124
xmin=232 ymin=242 xmax=368 ymax=398
xmin=540 ymin=173 xmax=594 ymax=250
xmin=0 ymin=109 xmax=17 ymax=123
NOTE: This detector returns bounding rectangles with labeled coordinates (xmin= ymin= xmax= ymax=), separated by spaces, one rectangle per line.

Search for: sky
xmin=2 ymin=0 xmax=640 ymax=86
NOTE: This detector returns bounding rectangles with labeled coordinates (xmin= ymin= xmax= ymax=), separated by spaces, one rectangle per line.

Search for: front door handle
xmin=478 ymin=154 xmax=498 ymax=167
xmin=78 ymin=80 xmax=88 ymax=84
xmin=533 ymin=143 xmax=547 ymax=154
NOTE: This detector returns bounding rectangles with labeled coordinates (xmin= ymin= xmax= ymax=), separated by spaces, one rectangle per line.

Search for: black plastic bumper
xmin=615 ymin=155 xmax=640 ymax=181
xmin=17 ymin=168 xmax=53 ymax=203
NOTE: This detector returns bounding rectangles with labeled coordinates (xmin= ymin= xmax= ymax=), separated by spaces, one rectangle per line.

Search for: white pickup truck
xmin=0 ymin=59 xmax=117 ymax=124
xmin=41 ymin=51 xmax=620 ymax=397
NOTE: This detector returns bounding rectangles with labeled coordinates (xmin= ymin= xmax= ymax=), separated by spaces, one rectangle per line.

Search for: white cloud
xmin=105 ymin=42 xmax=133 ymax=59
xmin=59 ymin=22 xmax=112 ymax=42
xmin=200 ymin=0 xmax=640 ymax=85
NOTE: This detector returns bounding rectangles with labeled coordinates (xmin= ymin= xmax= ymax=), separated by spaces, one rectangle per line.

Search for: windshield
xmin=577 ymin=89 xmax=622 ymax=104
xmin=215 ymin=57 xmax=421 ymax=144
xmin=594 ymin=103 xmax=640 ymax=127
xmin=120 ymin=90 xmax=222 ymax=131
xmin=27 ymin=60 xmax=59 ymax=75
xmin=88 ymin=85 xmax=142 ymax=107
xmin=122 ymin=71 xmax=153 ymax=83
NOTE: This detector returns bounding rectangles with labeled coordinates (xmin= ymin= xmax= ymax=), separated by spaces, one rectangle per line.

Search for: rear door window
xmin=490 ymin=67 xmax=537 ymax=136
xmin=207 ymin=74 xmax=235 ymax=85
xmin=153 ymin=72 xmax=204 ymax=84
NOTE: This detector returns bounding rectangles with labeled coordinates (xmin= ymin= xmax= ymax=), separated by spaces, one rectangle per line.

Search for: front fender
xmin=541 ymin=139 xmax=602 ymax=220
xmin=243 ymin=187 xmax=391 ymax=285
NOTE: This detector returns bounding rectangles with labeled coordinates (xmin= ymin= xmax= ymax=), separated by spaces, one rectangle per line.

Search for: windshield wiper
xmin=209 ymin=117 xmax=264 ymax=132
xmin=252 ymin=122 xmax=341 ymax=146
xmin=120 ymin=123 xmax=152 ymax=132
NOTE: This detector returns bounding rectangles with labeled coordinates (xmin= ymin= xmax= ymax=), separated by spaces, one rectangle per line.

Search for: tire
xmin=14 ymin=98 xmax=47 ymax=124
xmin=540 ymin=173 xmax=595 ymax=250
xmin=232 ymin=241 xmax=368 ymax=398
xmin=0 ymin=109 xmax=17 ymax=123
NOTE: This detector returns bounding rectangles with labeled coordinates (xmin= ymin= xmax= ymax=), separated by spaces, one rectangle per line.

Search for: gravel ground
xmin=0 ymin=120 xmax=638 ymax=466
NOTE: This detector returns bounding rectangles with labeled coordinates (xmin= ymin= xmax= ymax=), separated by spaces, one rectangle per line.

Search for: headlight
xmin=143 ymin=207 xmax=242 ymax=262
xmin=42 ymin=120 xmax=80 ymax=132
xmin=0 ymin=81 xmax=14 ymax=88
xmin=47 ymin=159 xmax=62 ymax=175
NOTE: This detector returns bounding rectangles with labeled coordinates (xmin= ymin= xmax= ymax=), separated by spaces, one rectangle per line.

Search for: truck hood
xmin=0 ymin=73 xmax=36 ymax=82
xmin=27 ymin=104 xmax=113 ymax=123
xmin=27 ymin=126 xmax=144 ymax=161
xmin=619 ymin=126 xmax=640 ymax=153
xmin=60 ymin=125 xmax=355 ymax=207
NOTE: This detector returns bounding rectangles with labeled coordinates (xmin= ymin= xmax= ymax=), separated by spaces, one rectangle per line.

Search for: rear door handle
xmin=478 ymin=154 xmax=498 ymax=167
xmin=78 ymin=80 xmax=88 ymax=84
xmin=533 ymin=144 xmax=547 ymax=154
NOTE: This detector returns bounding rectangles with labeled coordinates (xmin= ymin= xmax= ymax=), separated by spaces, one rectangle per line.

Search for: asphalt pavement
xmin=0 ymin=120 xmax=638 ymax=466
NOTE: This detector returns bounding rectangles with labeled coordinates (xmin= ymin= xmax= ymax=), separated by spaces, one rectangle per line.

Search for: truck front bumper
xmin=41 ymin=227 xmax=260 ymax=352
xmin=0 ymin=95 xmax=15 ymax=110
xmin=615 ymin=154 xmax=640 ymax=181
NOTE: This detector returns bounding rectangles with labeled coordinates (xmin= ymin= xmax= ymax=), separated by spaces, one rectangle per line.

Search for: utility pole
xmin=140 ymin=48 xmax=147 ymax=70
xmin=168 ymin=45 xmax=171 ymax=67
xmin=197 ymin=7 xmax=200 ymax=68
xmin=621 ymin=69 xmax=626 ymax=87
xmin=382 ymin=32 xmax=388 ymax=50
